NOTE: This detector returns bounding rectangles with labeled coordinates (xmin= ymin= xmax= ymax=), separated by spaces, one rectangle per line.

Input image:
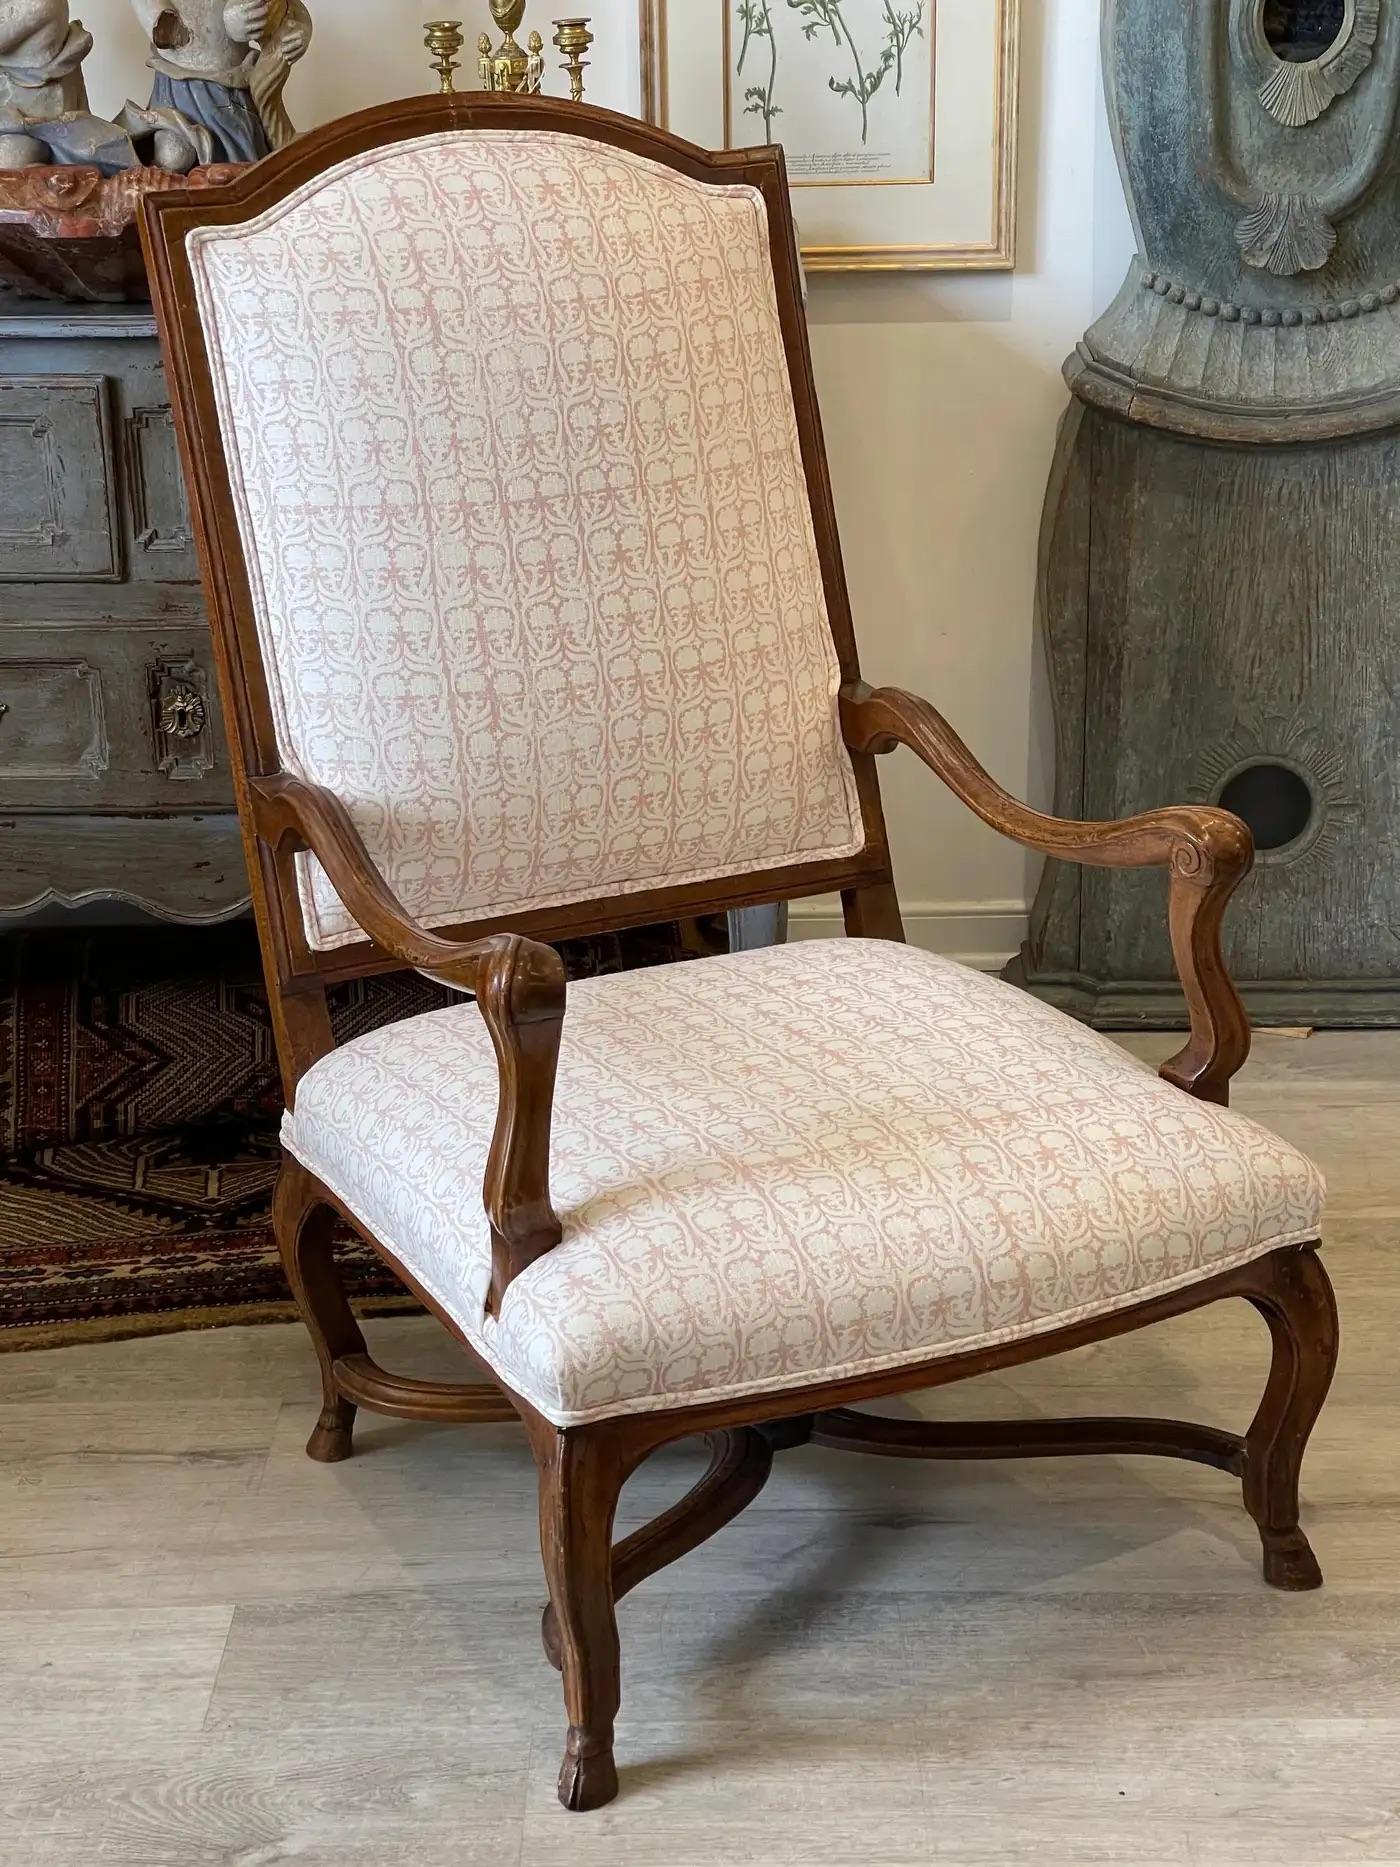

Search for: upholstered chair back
xmin=185 ymin=127 xmax=866 ymax=951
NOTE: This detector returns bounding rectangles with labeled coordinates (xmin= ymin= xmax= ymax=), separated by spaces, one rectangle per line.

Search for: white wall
xmin=75 ymin=0 xmax=643 ymax=122
xmin=79 ymin=0 xmax=1135 ymax=963
xmin=797 ymin=0 xmax=1135 ymax=960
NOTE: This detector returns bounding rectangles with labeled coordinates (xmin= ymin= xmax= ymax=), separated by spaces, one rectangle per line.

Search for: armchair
xmin=142 ymin=93 xmax=1335 ymax=1815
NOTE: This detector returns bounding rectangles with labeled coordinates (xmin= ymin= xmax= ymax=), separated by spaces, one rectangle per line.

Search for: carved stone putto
xmin=131 ymin=0 xmax=313 ymax=164
xmin=0 ymin=0 xmax=92 ymax=165
xmin=0 ymin=0 xmax=311 ymax=175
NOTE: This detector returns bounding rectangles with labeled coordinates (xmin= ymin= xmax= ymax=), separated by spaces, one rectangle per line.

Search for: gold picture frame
xmin=641 ymin=0 xmax=1020 ymax=272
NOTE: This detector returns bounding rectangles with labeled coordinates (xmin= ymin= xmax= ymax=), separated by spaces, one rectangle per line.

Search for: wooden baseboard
xmin=1004 ymin=950 xmax=1400 ymax=1030
xmin=787 ymin=898 xmax=1028 ymax=969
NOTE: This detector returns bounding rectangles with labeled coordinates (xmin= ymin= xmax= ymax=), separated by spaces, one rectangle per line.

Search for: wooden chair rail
xmin=534 ymin=1402 xmax=1256 ymax=1675
xmin=254 ymin=773 xmax=566 ymax=1312
xmin=539 ymin=1406 xmax=1250 ymax=1672
xmin=840 ymin=683 xmax=1255 ymax=1105
xmin=810 ymin=1407 xmax=1245 ymax=1474
xmin=332 ymin=1354 xmax=518 ymax=1424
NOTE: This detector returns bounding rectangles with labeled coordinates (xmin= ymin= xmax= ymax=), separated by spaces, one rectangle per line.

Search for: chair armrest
xmin=251 ymin=772 xmax=566 ymax=1313
xmin=841 ymin=684 xmax=1255 ymax=1105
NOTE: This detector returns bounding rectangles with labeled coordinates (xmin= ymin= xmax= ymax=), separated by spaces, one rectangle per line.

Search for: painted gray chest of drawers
xmin=0 ymin=303 xmax=249 ymax=924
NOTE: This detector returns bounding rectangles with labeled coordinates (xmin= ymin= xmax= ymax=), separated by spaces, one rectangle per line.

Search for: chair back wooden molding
xmin=138 ymin=90 xmax=901 ymax=1091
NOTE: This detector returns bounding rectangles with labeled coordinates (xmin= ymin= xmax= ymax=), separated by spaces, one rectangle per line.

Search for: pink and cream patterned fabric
xmin=186 ymin=130 xmax=865 ymax=951
xmin=281 ymin=939 xmax=1327 ymax=1427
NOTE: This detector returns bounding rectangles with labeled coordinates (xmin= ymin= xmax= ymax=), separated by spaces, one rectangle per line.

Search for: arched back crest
xmin=137 ymin=94 xmax=892 ymax=1030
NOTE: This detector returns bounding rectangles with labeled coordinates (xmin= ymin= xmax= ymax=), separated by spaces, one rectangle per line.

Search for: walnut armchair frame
xmin=141 ymin=92 xmax=1336 ymax=1815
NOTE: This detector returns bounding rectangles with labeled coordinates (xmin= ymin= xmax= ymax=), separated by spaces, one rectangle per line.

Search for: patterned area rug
xmin=0 ymin=920 xmax=709 ymax=1349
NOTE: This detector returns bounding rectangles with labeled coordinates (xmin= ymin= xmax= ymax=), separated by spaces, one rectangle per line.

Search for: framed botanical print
xmin=640 ymin=0 xmax=1020 ymax=272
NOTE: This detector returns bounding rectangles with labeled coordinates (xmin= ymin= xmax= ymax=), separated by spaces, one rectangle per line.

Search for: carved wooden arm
xmin=251 ymin=773 xmax=566 ymax=1312
xmin=840 ymin=685 xmax=1255 ymax=1105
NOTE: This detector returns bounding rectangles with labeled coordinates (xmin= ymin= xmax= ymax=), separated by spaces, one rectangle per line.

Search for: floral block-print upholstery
xmin=282 ymin=941 xmax=1327 ymax=1427
xmin=186 ymin=129 xmax=864 ymax=951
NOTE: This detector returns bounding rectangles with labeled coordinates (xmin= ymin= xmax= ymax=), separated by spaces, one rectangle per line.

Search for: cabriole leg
xmin=532 ymin=1424 xmax=628 ymax=1811
xmin=541 ymin=1425 xmax=776 ymax=1670
xmin=1243 ymin=1245 xmax=1339 ymax=1590
xmin=273 ymin=1157 xmax=365 ymax=1463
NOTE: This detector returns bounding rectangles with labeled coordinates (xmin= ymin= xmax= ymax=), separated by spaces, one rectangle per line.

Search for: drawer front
xmin=0 ymin=376 xmax=121 ymax=582
xmin=0 ymin=624 xmax=232 ymax=811
xmin=0 ymin=657 xmax=107 ymax=780
xmin=119 ymin=356 xmax=201 ymax=584
xmin=0 ymin=812 xmax=249 ymax=924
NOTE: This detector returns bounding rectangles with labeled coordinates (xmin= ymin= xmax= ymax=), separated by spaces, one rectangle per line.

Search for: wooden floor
xmin=3 ymin=1030 xmax=1397 ymax=1865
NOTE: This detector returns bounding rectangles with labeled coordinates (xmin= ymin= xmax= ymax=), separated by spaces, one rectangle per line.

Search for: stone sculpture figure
xmin=0 ymin=0 xmax=203 ymax=170
xmin=0 ymin=0 xmax=92 ymax=164
xmin=0 ymin=0 xmax=312 ymax=172
xmin=0 ymin=0 xmax=90 ymax=116
xmin=129 ymin=0 xmax=311 ymax=165
xmin=246 ymin=0 xmax=310 ymax=147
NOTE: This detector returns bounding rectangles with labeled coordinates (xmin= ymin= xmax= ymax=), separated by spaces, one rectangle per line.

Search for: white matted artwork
xmin=641 ymin=0 xmax=1019 ymax=271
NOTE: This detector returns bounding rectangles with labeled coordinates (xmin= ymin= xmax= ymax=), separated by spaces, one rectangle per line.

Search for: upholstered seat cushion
xmin=282 ymin=939 xmax=1325 ymax=1428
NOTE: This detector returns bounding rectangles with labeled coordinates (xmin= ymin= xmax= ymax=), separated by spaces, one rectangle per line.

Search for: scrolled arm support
xmin=251 ymin=773 xmax=566 ymax=1311
xmin=840 ymin=685 xmax=1255 ymax=1105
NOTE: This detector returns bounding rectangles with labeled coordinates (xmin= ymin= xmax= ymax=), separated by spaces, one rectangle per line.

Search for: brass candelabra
xmin=423 ymin=5 xmax=594 ymax=99
xmin=424 ymin=20 xmax=464 ymax=92
xmin=552 ymin=18 xmax=594 ymax=102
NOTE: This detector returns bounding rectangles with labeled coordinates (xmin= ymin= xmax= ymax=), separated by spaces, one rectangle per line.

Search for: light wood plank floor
xmin=2 ymin=1031 xmax=1397 ymax=1864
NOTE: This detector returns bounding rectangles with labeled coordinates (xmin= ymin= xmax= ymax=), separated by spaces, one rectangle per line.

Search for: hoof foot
xmin=1261 ymin=1526 xmax=1322 ymax=1591
xmin=540 ymin=1603 xmax=563 ymax=1671
xmin=305 ymin=1405 xmax=355 ymax=1463
xmin=557 ymin=1728 xmax=618 ymax=1811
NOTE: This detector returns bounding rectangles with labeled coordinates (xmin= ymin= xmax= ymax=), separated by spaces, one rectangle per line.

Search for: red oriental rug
xmin=0 ymin=920 xmax=708 ymax=1350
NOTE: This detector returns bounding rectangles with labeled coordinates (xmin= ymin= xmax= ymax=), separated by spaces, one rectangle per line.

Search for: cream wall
xmin=79 ymin=0 xmax=1134 ymax=961
xmin=75 ymin=0 xmax=644 ymax=124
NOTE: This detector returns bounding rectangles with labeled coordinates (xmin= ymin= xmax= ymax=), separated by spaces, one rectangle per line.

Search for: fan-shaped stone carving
xmin=1234 ymin=188 xmax=1338 ymax=270
xmin=1254 ymin=0 xmax=1380 ymax=125
xmin=1260 ymin=54 xmax=1339 ymax=123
